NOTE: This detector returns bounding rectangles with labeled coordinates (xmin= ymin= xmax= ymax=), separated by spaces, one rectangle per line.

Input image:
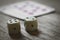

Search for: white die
xmin=7 ymin=19 xmax=21 ymax=35
xmin=24 ymin=17 xmax=38 ymax=32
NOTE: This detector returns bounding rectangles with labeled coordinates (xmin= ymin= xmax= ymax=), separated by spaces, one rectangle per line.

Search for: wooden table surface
xmin=0 ymin=0 xmax=60 ymax=40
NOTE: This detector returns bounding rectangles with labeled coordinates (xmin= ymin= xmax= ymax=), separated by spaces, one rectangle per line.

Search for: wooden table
xmin=0 ymin=0 xmax=60 ymax=40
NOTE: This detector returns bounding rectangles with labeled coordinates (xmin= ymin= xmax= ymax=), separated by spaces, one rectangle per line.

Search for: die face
xmin=25 ymin=17 xmax=37 ymax=21
xmin=24 ymin=21 xmax=38 ymax=31
xmin=30 ymin=21 xmax=38 ymax=31
xmin=7 ymin=19 xmax=20 ymax=24
xmin=33 ymin=20 xmax=38 ymax=28
xmin=8 ymin=24 xmax=20 ymax=34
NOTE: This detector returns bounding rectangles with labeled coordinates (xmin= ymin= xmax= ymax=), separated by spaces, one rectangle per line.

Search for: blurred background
xmin=0 ymin=0 xmax=60 ymax=12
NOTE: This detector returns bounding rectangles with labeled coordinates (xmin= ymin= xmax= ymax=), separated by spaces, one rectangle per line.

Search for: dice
xmin=24 ymin=17 xmax=38 ymax=33
xmin=7 ymin=19 xmax=21 ymax=38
